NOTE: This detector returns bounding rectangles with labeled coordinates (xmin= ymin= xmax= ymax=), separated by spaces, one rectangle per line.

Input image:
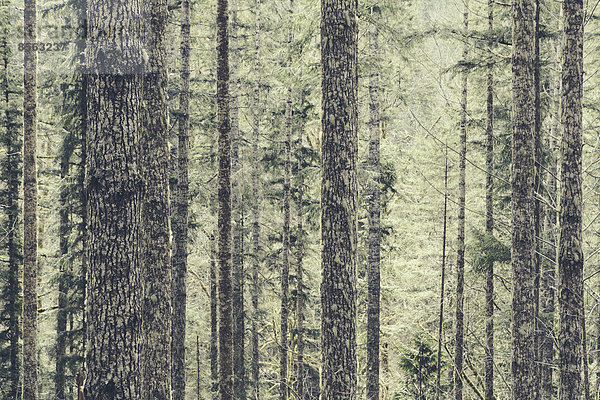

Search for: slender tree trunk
xmin=320 ymin=0 xmax=358 ymax=397
xmin=558 ymin=1 xmax=584 ymax=397
xmin=84 ymin=0 xmax=145 ymax=396
xmin=217 ymin=0 xmax=233 ymax=396
xmin=172 ymin=0 xmax=191 ymax=396
xmin=511 ymin=1 xmax=537 ymax=399
xmin=2 ymin=25 xmax=21 ymax=398
xmin=436 ymin=150 xmax=448 ymax=400
xmin=211 ymin=227 xmax=219 ymax=399
xmin=533 ymin=2 xmax=542 ymax=398
xmin=583 ymin=308 xmax=590 ymax=400
xmin=454 ymin=5 xmax=468 ymax=400
xmin=22 ymin=0 xmax=38 ymax=395
xmin=295 ymin=111 xmax=305 ymax=400
xmin=367 ymin=7 xmax=381 ymax=400
xmin=484 ymin=2 xmax=495 ymax=400
xmin=251 ymin=1 xmax=262 ymax=398
xmin=230 ymin=11 xmax=246 ymax=399
xmin=280 ymin=5 xmax=293 ymax=397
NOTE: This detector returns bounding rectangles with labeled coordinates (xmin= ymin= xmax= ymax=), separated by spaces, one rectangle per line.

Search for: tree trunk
xmin=484 ymin=1 xmax=494 ymax=400
xmin=454 ymin=5 xmax=468 ymax=400
xmin=367 ymin=7 xmax=381 ymax=400
xmin=251 ymin=1 xmax=262 ymax=398
xmin=533 ymin=2 xmax=542 ymax=398
xmin=210 ymin=227 xmax=219 ymax=399
xmin=230 ymin=11 xmax=246 ymax=399
xmin=280 ymin=7 xmax=293 ymax=397
xmin=141 ymin=0 xmax=172 ymax=396
xmin=172 ymin=0 xmax=191 ymax=396
xmin=320 ymin=0 xmax=358 ymax=398
xmin=296 ymin=111 xmax=305 ymax=400
xmin=23 ymin=0 xmax=38 ymax=395
xmin=217 ymin=0 xmax=233 ymax=396
xmin=558 ymin=0 xmax=584 ymax=398
xmin=511 ymin=1 xmax=538 ymax=399
xmin=84 ymin=0 xmax=145 ymax=396
xmin=436 ymin=149 xmax=448 ymax=400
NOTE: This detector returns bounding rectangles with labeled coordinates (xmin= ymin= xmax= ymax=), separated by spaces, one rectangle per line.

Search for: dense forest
xmin=0 ymin=0 xmax=596 ymax=398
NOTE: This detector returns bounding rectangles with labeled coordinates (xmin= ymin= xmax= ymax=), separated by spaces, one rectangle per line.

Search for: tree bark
xmin=210 ymin=228 xmax=219 ymax=399
xmin=251 ymin=1 xmax=262 ymax=398
xmin=320 ymin=0 xmax=358 ymax=398
xmin=367 ymin=7 xmax=381 ymax=400
xmin=484 ymin=2 xmax=494 ymax=400
xmin=558 ymin=0 xmax=584 ymax=398
xmin=172 ymin=0 xmax=191 ymax=396
xmin=454 ymin=5 xmax=468 ymax=400
xmin=295 ymin=108 xmax=305 ymax=400
xmin=511 ymin=1 xmax=538 ymax=399
xmin=141 ymin=0 xmax=172 ymax=396
xmin=23 ymin=0 xmax=38 ymax=395
xmin=217 ymin=0 xmax=233 ymax=396
xmin=84 ymin=0 xmax=146 ymax=396
xmin=533 ymin=2 xmax=542 ymax=398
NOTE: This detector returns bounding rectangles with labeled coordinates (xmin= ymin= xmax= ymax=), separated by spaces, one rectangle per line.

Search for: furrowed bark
xmin=558 ymin=0 xmax=584 ymax=398
xmin=511 ymin=1 xmax=538 ymax=399
xmin=84 ymin=0 xmax=146 ymax=396
xmin=320 ymin=0 xmax=358 ymax=398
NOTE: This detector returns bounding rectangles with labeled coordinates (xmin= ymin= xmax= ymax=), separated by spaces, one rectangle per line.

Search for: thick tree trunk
xmin=172 ymin=0 xmax=191 ymax=396
xmin=320 ymin=0 xmax=358 ymax=398
xmin=22 ymin=0 xmax=38 ymax=395
xmin=484 ymin=2 xmax=494 ymax=400
xmin=141 ymin=0 xmax=172 ymax=396
xmin=454 ymin=5 xmax=468 ymax=400
xmin=436 ymin=150 xmax=448 ymax=400
xmin=84 ymin=0 xmax=145 ymax=396
xmin=251 ymin=2 xmax=262 ymax=398
xmin=217 ymin=0 xmax=233 ymax=397
xmin=558 ymin=0 xmax=584 ymax=398
xmin=366 ymin=8 xmax=381 ymax=400
xmin=511 ymin=1 xmax=538 ymax=399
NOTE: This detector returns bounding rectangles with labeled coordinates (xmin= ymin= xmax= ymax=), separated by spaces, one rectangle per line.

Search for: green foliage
xmin=468 ymin=229 xmax=511 ymax=274
xmin=398 ymin=337 xmax=440 ymax=400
